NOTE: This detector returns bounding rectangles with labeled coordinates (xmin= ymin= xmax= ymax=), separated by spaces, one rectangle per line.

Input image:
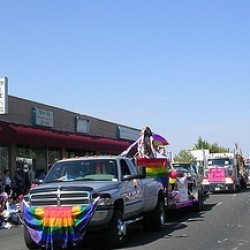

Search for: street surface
xmin=1 ymin=189 xmax=250 ymax=250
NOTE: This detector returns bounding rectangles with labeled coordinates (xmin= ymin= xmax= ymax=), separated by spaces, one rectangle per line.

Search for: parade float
xmin=123 ymin=126 xmax=207 ymax=212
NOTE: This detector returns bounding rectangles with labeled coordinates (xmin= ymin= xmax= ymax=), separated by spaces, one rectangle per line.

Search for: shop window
xmin=48 ymin=147 xmax=61 ymax=167
xmin=16 ymin=145 xmax=32 ymax=159
xmin=32 ymin=147 xmax=47 ymax=178
xmin=66 ymin=150 xmax=94 ymax=158
xmin=0 ymin=145 xmax=9 ymax=173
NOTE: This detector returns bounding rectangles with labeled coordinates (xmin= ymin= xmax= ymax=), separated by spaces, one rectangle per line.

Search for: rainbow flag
xmin=21 ymin=198 xmax=99 ymax=250
xmin=136 ymin=158 xmax=168 ymax=187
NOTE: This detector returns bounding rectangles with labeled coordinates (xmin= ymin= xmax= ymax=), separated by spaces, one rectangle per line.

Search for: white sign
xmin=0 ymin=77 xmax=8 ymax=114
xmin=117 ymin=126 xmax=140 ymax=141
xmin=76 ymin=118 xmax=90 ymax=133
xmin=32 ymin=106 xmax=54 ymax=127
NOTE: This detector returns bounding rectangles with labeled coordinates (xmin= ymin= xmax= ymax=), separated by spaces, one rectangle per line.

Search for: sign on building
xmin=76 ymin=117 xmax=90 ymax=134
xmin=32 ymin=106 xmax=54 ymax=128
xmin=0 ymin=77 xmax=8 ymax=114
xmin=117 ymin=126 xmax=140 ymax=141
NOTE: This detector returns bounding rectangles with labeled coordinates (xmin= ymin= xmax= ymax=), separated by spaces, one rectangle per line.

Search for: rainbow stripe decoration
xmin=21 ymin=198 xmax=99 ymax=250
xmin=136 ymin=158 xmax=168 ymax=187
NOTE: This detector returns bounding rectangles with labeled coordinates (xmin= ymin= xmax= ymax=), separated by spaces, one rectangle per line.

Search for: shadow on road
xmin=78 ymin=203 xmax=218 ymax=250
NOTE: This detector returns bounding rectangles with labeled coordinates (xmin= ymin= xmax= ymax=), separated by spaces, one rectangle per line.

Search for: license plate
xmin=215 ymin=187 xmax=220 ymax=191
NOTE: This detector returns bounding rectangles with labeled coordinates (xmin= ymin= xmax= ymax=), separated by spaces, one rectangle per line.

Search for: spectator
xmin=37 ymin=169 xmax=46 ymax=181
xmin=0 ymin=189 xmax=12 ymax=229
xmin=12 ymin=170 xmax=25 ymax=197
xmin=2 ymin=170 xmax=12 ymax=196
xmin=6 ymin=196 xmax=19 ymax=225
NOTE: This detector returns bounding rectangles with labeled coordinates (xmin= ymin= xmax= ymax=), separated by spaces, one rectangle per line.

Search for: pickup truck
xmin=22 ymin=156 xmax=165 ymax=249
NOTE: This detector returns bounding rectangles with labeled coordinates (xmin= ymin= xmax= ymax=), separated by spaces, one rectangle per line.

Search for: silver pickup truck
xmin=23 ymin=156 xmax=165 ymax=249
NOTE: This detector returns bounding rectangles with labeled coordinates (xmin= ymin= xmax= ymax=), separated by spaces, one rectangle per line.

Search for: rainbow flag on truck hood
xmin=21 ymin=197 xmax=99 ymax=250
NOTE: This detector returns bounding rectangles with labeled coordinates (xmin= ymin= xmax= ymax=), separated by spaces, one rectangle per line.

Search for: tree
xmin=174 ymin=150 xmax=196 ymax=163
xmin=192 ymin=136 xmax=210 ymax=150
xmin=191 ymin=136 xmax=229 ymax=153
xmin=209 ymin=143 xmax=229 ymax=153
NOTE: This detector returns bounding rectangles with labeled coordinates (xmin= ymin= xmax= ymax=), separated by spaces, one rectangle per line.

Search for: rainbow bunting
xmin=21 ymin=198 xmax=99 ymax=250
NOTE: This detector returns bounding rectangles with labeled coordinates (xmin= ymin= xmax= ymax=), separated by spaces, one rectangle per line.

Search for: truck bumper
xmin=203 ymin=183 xmax=235 ymax=192
xmin=89 ymin=206 xmax=114 ymax=229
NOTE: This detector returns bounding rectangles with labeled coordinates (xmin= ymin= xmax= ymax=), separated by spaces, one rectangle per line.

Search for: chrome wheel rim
xmin=117 ymin=218 xmax=126 ymax=240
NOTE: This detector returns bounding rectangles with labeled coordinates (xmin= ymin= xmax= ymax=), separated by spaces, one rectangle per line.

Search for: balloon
xmin=169 ymin=170 xmax=177 ymax=179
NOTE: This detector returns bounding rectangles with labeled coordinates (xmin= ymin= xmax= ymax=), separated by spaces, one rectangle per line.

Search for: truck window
xmin=120 ymin=159 xmax=131 ymax=176
xmin=44 ymin=159 xmax=118 ymax=182
xmin=208 ymin=158 xmax=231 ymax=167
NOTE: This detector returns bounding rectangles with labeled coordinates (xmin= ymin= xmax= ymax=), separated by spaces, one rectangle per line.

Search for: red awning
xmin=0 ymin=122 xmax=134 ymax=154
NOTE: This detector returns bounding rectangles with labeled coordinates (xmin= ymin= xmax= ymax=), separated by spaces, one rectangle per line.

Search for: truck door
xmin=120 ymin=159 xmax=143 ymax=218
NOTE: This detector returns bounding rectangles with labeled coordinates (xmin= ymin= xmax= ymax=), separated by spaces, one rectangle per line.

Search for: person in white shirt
xmin=3 ymin=170 xmax=12 ymax=196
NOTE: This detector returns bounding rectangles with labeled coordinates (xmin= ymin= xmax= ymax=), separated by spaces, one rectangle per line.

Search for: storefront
xmin=0 ymin=95 xmax=140 ymax=181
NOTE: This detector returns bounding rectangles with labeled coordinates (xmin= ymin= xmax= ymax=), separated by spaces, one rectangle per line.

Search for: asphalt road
xmin=1 ymin=188 xmax=250 ymax=250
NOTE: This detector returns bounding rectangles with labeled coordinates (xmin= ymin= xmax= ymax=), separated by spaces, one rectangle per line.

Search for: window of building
xmin=0 ymin=144 xmax=9 ymax=173
xmin=66 ymin=149 xmax=95 ymax=158
xmin=48 ymin=147 xmax=61 ymax=167
xmin=16 ymin=145 xmax=32 ymax=159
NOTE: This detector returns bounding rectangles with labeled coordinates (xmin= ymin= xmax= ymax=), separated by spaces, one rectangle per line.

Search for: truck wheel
xmin=240 ymin=179 xmax=246 ymax=190
xmin=143 ymin=199 xmax=165 ymax=231
xmin=193 ymin=191 xmax=204 ymax=212
xmin=24 ymin=226 xmax=40 ymax=250
xmin=105 ymin=210 xmax=126 ymax=248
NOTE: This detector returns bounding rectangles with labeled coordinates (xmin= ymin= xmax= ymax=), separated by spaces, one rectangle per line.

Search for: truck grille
xmin=29 ymin=186 xmax=91 ymax=207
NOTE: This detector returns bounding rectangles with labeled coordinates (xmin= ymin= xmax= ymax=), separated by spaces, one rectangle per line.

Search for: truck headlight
xmin=92 ymin=193 xmax=112 ymax=206
xmin=225 ymin=177 xmax=234 ymax=184
xmin=98 ymin=197 xmax=113 ymax=206
xmin=201 ymin=178 xmax=209 ymax=185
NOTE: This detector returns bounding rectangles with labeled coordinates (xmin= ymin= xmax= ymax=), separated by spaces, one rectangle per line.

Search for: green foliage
xmin=175 ymin=137 xmax=229 ymax=162
xmin=174 ymin=150 xmax=196 ymax=163
xmin=191 ymin=136 xmax=229 ymax=153
xmin=193 ymin=136 xmax=210 ymax=150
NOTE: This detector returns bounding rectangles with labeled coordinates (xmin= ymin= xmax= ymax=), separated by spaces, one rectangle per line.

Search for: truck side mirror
xmin=122 ymin=174 xmax=138 ymax=181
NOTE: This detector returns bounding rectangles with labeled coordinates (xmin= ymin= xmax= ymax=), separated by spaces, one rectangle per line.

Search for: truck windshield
xmin=208 ymin=158 xmax=231 ymax=167
xmin=44 ymin=159 xmax=118 ymax=182
xmin=173 ymin=164 xmax=190 ymax=170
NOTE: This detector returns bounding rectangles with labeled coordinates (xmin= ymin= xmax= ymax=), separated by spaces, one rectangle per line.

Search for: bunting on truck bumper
xmin=21 ymin=197 xmax=99 ymax=250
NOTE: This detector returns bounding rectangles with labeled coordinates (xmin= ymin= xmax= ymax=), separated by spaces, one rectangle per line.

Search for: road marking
xmin=210 ymin=194 xmax=237 ymax=197
xmin=216 ymin=202 xmax=222 ymax=206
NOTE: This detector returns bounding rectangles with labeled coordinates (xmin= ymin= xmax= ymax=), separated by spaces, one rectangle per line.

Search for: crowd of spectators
xmin=0 ymin=169 xmax=25 ymax=229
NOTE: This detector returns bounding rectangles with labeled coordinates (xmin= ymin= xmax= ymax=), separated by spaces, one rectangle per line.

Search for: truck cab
xmin=201 ymin=153 xmax=246 ymax=192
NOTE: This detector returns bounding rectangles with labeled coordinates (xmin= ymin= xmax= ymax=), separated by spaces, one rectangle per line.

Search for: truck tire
xmin=24 ymin=226 xmax=40 ymax=250
xmin=192 ymin=191 xmax=204 ymax=212
xmin=143 ymin=199 xmax=165 ymax=231
xmin=240 ymin=179 xmax=246 ymax=190
xmin=105 ymin=209 xmax=125 ymax=248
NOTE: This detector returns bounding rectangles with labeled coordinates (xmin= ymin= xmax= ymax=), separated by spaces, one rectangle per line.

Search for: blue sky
xmin=1 ymin=1 xmax=250 ymax=156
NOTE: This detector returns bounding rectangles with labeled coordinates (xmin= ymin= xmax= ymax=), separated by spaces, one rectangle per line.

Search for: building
xmin=0 ymin=95 xmax=140 ymax=180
